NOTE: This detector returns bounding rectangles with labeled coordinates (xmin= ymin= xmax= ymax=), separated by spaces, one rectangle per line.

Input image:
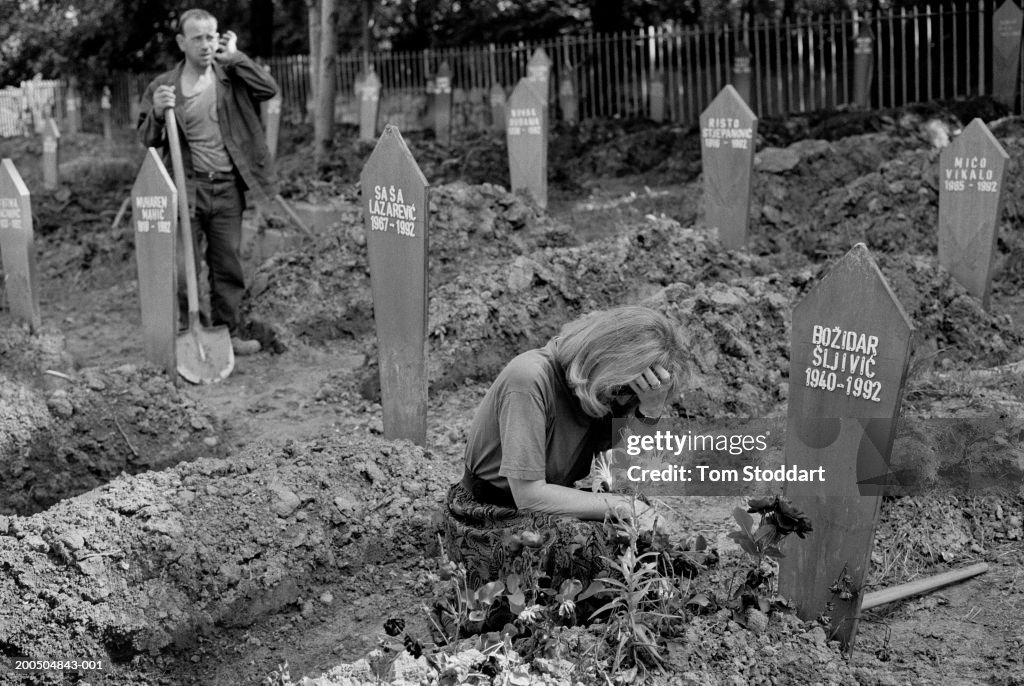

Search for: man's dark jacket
xmin=138 ymin=52 xmax=279 ymax=208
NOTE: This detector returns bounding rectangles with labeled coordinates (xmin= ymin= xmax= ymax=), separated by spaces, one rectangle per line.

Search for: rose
xmin=773 ymin=497 xmax=813 ymax=538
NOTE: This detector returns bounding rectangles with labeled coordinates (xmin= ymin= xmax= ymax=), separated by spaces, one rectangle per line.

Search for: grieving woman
xmin=441 ymin=305 xmax=687 ymax=590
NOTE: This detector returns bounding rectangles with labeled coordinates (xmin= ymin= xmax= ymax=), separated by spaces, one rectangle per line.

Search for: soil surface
xmin=1 ymin=100 xmax=1022 ymax=686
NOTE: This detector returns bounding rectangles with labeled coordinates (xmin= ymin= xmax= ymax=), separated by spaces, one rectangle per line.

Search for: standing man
xmin=138 ymin=8 xmax=277 ymax=356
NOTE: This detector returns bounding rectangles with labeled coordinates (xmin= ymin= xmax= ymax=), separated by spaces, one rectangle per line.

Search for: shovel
xmin=165 ymin=108 xmax=234 ymax=384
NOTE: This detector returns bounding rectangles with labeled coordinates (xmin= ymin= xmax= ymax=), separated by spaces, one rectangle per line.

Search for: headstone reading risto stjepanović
xmin=938 ymin=118 xmax=1008 ymax=310
xmin=507 ymin=78 xmax=548 ymax=209
xmin=359 ymin=125 xmax=429 ymax=446
xmin=700 ymin=85 xmax=756 ymax=249
xmin=778 ymin=243 xmax=914 ymax=651
xmin=0 ymin=158 xmax=41 ymax=332
xmin=992 ymin=0 xmax=1024 ymax=107
xmin=131 ymin=148 xmax=178 ymax=377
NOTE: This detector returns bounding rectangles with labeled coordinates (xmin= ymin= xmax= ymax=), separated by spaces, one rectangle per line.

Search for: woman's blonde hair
xmin=554 ymin=306 xmax=686 ymax=417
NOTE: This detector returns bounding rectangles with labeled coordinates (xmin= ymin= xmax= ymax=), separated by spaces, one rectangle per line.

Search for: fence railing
xmin=0 ymin=1 xmax=1013 ymax=139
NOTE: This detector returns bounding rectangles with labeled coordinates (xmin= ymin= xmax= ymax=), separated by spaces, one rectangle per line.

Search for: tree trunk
xmin=314 ymin=0 xmax=338 ymax=166
xmin=307 ymin=0 xmax=322 ymax=114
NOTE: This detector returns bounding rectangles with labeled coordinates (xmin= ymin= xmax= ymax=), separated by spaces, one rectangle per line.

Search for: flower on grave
xmin=774 ymin=497 xmax=813 ymax=538
xmin=518 ymin=604 xmax=543 ymax=624
xmin=558 ymin=598 xmax=576 ymax=620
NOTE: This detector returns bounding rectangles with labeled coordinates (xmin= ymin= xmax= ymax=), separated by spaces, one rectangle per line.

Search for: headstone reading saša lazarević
xmin=42 ymin=117 xmax=60 ymax=191
xmin=359 ymin=66 xmax=381 ymax=142
xmin=992 ymin=0 xmax=1024 ymax=108
xmin=699 ymin=85 xmax=756 ymax=250
xmin=359 ymin=125 xmax=429 ymax=446
xmin=131 ymin=148 xmax=178 ymax=377
xmin=938 ymin=118 xmax=1008 ymax=310
xmin=778 ymin=243 xmax=914 ymax=652
xmin=434 ymin=62 xmax=453 ymax=146
xmin=506 ymin=78 xmax=548 ymax=209
xmin=0 ymin=158 xmax=41 ymax=332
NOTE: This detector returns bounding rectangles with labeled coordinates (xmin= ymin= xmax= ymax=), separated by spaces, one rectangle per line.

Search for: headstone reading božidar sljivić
xmin=359 ymin=125 xmax=429 ymax=446
xmin=992 ymin=0 xmax=1024 ymax=107
xmin=131 ymin=148 xmax=178 ymax=377
xmin=42 ymin=117 xmax=60 ymax=191
xmin=778 ymin=243 xmax=914 ymax=652
xmin=526 ymin=48 xmax=551 ymax=105
xmin=0 ymin=158 xmax=41 ymax=332
xmin=853 ymin=23 xmax=874 ymax=109
xmin=699 ymin=85 xmax=756 ymax=250
xmin=937 ymin=118 xmax=1008 ymax=310
xmin=489 ymin=83 xmax=507 ymax=133
xmin=360 ymin=66 xmax=381 ymax=142
xmin=434 ymin=62 xmax=453 ymax=146
xmin=507 ymin=78 xmax=548 ymax=209
xmin=649 ymin=71 xmax=666 ymax=123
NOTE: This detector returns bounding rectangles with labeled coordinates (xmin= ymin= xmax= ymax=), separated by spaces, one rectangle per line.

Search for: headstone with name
xmin=101 ymin=85 xmax=113 ymax=143
xmin=359 ymin=125 xmax=429 ymax=446
xmin=131 ymin=149 xmax=177 ymax=376
xmin=992 ymin=0 xmax=1024 ymax=107
xmin=434 ymin=62 xmax=453 ymax=146
xmin=558 ymin=69 xmax=577 ymax=124
xmin=853 ymin=23 xmax=874 ymax=109
xmin=699 ymin=85 xmax=756 ymax=249
xmin=489 ymin=83 xmax=507 ymax=132
xmin=0 ymin=159 xmax=41 ymax=332
xmin=779 ymin=243 xmax=914 ymax=652
xmin=41 ymin=117 xmax=60 ymax=191
xmin=649 ymin=71 xmax=666 ymax=123
xmin=259 ymin=64 xmax=282 ymax=161
xmin=506 ymin=79 xmax=548 ymax=209
xmin=732 ymin=43 xmax=753 ymax=110
xmin=937 ymin=118 xmax=1008 ymax=309
xmin=360 ymin=67 xmax=381 ymax=142
xmin=527 ymin=48 xmax=551 ymax=104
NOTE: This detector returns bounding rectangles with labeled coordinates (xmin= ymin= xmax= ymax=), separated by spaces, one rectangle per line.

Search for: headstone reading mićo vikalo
xmin=649 ymin=71 xmax=666 ymax=123
xmin=0 ymin=158 xmax=41 ymax=332
xmin=359 ymin=125 xmax=429 ymax=446
xmin=853 ymin=23 xmax=874 ymax=109
xmin=526 ymin=48 xmax=551 ymax=104
xmin=360 ymin=66 xmax=381 ymax=142
xmin=699 ymin=85 xmax=756 ymax=249
xmin=507 ymin=78 xmax=548 ymax=209
xmin=779 ymin=243 xmax=914 ymax=652
xmin=558 ymin=69 xmax=577 ymax=124
xmin=42 ymin=117 xmax=60 ymax=191
xmin=732 ymin=43 xmax=753 ymax=109
xmin=131 ymin=148 xmax=178 ymax=376
xmin=490 ymin=83 xmax=507 ymax=133
xmin=992 ymin=0 xmax=1024 ymax=108
xmin=937 ymin=118 xmax=1008 ymax=310
xmin=434 ymin=62 xmax=453 ymax=146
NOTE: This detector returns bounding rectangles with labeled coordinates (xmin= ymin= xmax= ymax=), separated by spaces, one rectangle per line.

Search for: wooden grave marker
xmin=489 ymin=83 xmax=507 ymax=133
xmin=527 ymin=48 xmax=551 ymax=104
xmin=131 ymin=149 xmax=177 ymax=376
xmin=699 ymin=85 xmax=756 ymax=249
xmin=558 ymin=69 xmax=577 ymax=124
xmin=360 ymin=67 xmax=382 ymax=142
xmin=993 ymin=0 xmax=1024 ymax=107
xmin=0 ymin=158 xmax=41 ymax=332
xmin=853 ymin=23 xmax=874 ymax=109
xmin=937 ymin=119 xmax=1008 ymax=309
xmin=359 ymin=125 xmax=429 ymax=445
xmin=732 ymin=43 xmax=753 ymax=109
xmin=42 ymin=117 xmax=60 ymax=191
xmin=649 ymin=71 xmax=666 ymax=123
xmin=101 ymin=86 xmax=113 ymax=143
xmin=507 ymin=79 xmax=548 ymax=209
xmin=778 ymin=243 xmax=914 ymax=651
xmin=434 ymin=62 xmax=453 ymax=146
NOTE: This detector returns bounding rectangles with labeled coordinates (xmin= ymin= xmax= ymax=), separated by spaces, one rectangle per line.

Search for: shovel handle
xmin=164 ymin=109 xmax=202 ymax=323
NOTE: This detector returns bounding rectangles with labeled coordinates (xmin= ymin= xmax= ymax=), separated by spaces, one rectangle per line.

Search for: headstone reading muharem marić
xmin=700 ymin=85 xmax=756 ymax=249
xmin=359 ymin=125 xmax=429 ymax=446
xmin=0 ymin=158 xmax=41 ymax=332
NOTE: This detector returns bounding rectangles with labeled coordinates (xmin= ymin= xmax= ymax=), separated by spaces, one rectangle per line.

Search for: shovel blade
xmin=176 ymin=324 xmax=235 ymax=384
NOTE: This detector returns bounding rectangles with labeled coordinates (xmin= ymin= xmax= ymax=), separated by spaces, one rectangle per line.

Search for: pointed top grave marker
xmin=699 ymin=85 xmax=756 ymax=249
xmin=506 ymin=78 xmax=548 ymax=209
xmin=131 ymin=148 xmax=178 ymax=376
xmin=0 ymin=158 xmax=41 ymax=332
xmin=42 ymin=117 xmax=60 ymax=190
xmin=938 ymin=119 xmax=1008 ymax=309
xmin=992 ymin=1 xmax=1023 ymax=107
xmin=527 ymin=48 xmax=551 ymax=104
xmin=359 ymin=125 xmax=429 ymax=445
xmin=779 ymin=243 xmax=914 ymax=651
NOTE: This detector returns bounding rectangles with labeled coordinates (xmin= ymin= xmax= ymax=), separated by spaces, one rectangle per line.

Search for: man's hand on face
xmin=214 ymin=30 xmax=238 ymax=63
